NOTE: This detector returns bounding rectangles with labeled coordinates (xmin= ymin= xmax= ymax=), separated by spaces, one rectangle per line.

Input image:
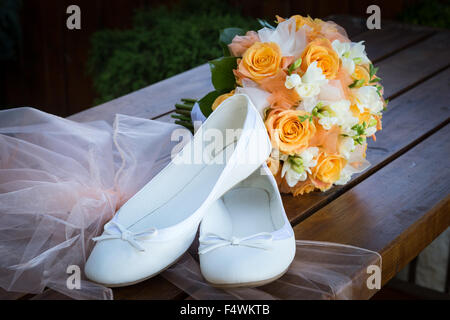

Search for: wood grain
xmin=293 ymin=124 xmax=450 ymax=287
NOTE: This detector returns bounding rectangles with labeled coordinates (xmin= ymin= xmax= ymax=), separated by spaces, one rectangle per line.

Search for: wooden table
xmin=3 ymin=15 xmax=449 ymax=300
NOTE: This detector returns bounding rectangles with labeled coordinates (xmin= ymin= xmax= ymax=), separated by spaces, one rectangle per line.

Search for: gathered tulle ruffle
xmin=0 ymin=107 xmax=185 ymax=299
xmin=162 ymin=240 xmax=382 ymax=300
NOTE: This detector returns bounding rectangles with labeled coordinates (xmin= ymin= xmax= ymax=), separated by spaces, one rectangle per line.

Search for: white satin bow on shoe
xmin=85 ymin=94 xmax=272 ymax=287
xmin=92 ymin=221 xmax=158 ymax=252
xmin=198 ymin=232 xmax=273 ymax=254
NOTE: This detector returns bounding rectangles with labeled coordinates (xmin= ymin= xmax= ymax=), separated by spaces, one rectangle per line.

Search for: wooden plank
xmin=68 ymin=63 xmax=213 ymax=124
xmin=352 ymin=22 xmax=434 ymax=63
xmin=293 ymin=124 xmax=450 ymax=287
xmin=379 ymin=31 xmax=450 ymax=99
xmin=283 ymin=67 xmax=450 ymax=225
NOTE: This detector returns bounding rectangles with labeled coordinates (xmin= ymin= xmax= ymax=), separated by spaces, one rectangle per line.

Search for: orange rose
xmin=311 ymin=152 xmax=346 ymax=186
xmin=211 ymin=90 xmax=235 ymax=111
xmin=238 ymin=42 xmax=282 ymax=82
xmin=301 ymin=38 xmax=340 ymax=79
xmin=265 ymin=109 xmax=316 ymax=155
xmin=228 ymin=31 xmax=260 ymax=57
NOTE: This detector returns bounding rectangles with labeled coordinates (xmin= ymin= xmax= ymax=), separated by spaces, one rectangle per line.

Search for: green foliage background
xmin=0 ymin=0 xmax=22 ymax=61
xmin=88 ymin=0 xmax=258 ymax=104
xmin=398 ymin=0 xmax=450 ymax=29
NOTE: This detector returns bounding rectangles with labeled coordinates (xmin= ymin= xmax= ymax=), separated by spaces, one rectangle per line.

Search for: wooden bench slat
xmin=352 ymin=22 xmax=434 ymax=63
xmin=293 ymin=124 xmax=450 ymax=289
xmin=378 ymin=31 xmax=450 ymax=99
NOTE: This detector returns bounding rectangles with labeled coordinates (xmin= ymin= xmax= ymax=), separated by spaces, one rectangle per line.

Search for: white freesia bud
xmin=302 ymin=61 xmax=327 ymax=84
xmin=299 ymin=147 xmax=319 ymax=173
xmin=292 ymin=61 xmax=328 ymax=99
xmin=339 ymin=136 xmax=356 ymax=160
xmin=285 ymin=73 xmax=302 ymax=89
xmin=296 ymin=83 xmax=320 ymax=98
xmin=353 ymin=86 xmax=384 ymax=114
xmin=281 ymin=147 xmax=319 ymax=187
xmin=281 ymin=161 xmax=307 ymax=187
xmin=332 ymin=40 xmax=370 ymax=75
xmin=317 ymin=100 xmax=359 ymax=131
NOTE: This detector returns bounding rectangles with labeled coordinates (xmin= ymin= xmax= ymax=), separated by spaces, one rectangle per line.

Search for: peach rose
xmin=278 ymin=174 xmax=316 ymax=196
xmin=211 ymin=90 xmax=235 ymax=111
xmin=228 ymin=31 xmax=260 ymax=57
xmin=301 ymin=38 xmax=340 ymax=79
xmin=352 ymin=65 xmax=371 ymax=85
xmin=238 ymin=42 xmax=282 ymax=82
xmin=292 ymin=181 xmax=316 ymax=196
xmin=265 ymin=109 xmax=316 ymax=155
xmin=311 ymin=152 xmax=346 ymax=186
xmin=276 ymin=14 xmax=321 ymax=31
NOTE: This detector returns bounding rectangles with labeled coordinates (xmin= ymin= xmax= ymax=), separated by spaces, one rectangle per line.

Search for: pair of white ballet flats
xmin=85 ymin=94 xmax=296 ymax=288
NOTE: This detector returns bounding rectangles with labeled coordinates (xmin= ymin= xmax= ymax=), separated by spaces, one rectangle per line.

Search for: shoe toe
xmin=199 ymin=238 xmax=295 ymax=286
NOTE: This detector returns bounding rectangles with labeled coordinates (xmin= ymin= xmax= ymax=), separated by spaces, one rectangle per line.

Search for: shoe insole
xmin=223 ymin=187 xmax=276 ymax=237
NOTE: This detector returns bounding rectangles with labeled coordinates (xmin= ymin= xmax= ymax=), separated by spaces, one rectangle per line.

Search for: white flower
xmin=353 ymin=86 xmax=384 ymax=114
xmin=297 ymin=83 xmax=321 ymax=98
xmin=281 ymin=147 xmax=319 ymax=187
xmin=318 ymin=116 xmax=339 ymax=130
xmin=334 ymin=167 xmax=352 ymax=185
xmin=318 ymin=100 xmax=359 ymax=131
xmin=365 ymin=125 xmax=377 ymax=137
xmin=332 ymin=40 xmax=370 ymax=75
xmin=285 ymin=73 xmax=302 ymax=89
xmin=284 ymin=61 xmax=328 ymax=100
xmin=258 ymin=17 xmax=307 ymax=58
xmin=339 ymin=136 xmax=356 ymax=160
xmin=282 ymin=161 xmax=307 ymax=187
xmin=300 ymin=147 xmax=319 ymax=172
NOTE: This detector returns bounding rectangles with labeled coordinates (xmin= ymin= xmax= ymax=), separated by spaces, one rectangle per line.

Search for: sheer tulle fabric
xmin=0 ymin=108 xmax=184 ymax=299
xmin=162 ymin=240 xmax=381 ymax=300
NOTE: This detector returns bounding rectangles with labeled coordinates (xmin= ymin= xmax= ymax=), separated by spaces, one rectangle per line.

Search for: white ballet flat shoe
xmin=85 ymin=94 xmax=272 ymax=287
xmin=198 ymin=163 xmax=296 ymax=288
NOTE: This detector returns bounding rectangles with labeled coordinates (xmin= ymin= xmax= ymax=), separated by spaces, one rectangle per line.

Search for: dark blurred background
xmin=0 ymin=0 xmax=448 ymax=117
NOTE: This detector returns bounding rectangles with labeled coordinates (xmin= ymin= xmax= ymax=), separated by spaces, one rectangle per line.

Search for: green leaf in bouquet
xmin=219 ymin=27 xmax=245 ymax=56
xmin=198 ymin=90 xmax=226 ymax=118
xmin=208 ymin=56 xmax=238 ymax=92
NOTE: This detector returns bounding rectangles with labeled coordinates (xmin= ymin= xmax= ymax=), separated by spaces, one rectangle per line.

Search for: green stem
xmin=181 ymin=98 xmax=197 ymax=103
xmin=175 ymin=103 xmax=193 ymax=111
xmin=175 ymin=120 xmax=194 ymax=130
xmin=174 ymin=109 xmax=192 ymax=117
xmin=171 ymin=114 xmax=191 ymax=122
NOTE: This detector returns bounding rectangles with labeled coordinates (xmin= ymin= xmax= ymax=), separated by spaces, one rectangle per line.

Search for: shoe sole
xmin=205 ymin=267 xmax=289 ymax=289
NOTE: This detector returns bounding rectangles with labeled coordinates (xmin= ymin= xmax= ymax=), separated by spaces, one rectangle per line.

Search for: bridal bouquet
xmin=176 ymin=15 xmax=386 ymax=196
